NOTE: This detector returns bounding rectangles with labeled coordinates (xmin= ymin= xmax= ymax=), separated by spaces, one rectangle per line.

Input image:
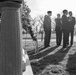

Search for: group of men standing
xmin=43 ymin=10 xmax=75 ymax=48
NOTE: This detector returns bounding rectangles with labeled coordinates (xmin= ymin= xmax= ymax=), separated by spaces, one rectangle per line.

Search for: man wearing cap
xmin=55 ymin=14 xmax=62 ymax=46
xmin=68 ymin=11 xmax=75 ymax=46
xmin=43 ymin=11 xmax=52 ymax=48
xmin=62 ymin=9 xmax=69 ymax=48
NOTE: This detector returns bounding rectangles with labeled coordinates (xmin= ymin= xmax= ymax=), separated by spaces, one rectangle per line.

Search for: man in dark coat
xmin=43 ymin=11 xmax=52 ymax=48
xmin=62 ymin=10 xmax=69 ymax=48
xmin=68 ymin=11 xmax=75 ymax=46
xmin=55 ymin=14 xmax=62 ymax=46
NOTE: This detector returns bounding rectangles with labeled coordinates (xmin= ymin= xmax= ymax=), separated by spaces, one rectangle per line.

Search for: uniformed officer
xmin=62 ymin=10 xmax=69 ymax=48
xmin=55 ymin=14 xmax=62 ymax=46
xmin=68 ymin=11 xmax=75 ymax=46
xmin=43 ymin=11 xmax=52 ymax=48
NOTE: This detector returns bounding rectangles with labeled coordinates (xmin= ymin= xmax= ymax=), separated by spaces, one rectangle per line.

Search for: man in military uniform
xmin=62 ymin=10 xmax=69 ymax=48
xmin=55 ymin=14 xmax=62 ymax=46
xmin=43 ymin=11 xmax=52 ymax=48
xmin=68 ymin=11 xmax=75 ymax=46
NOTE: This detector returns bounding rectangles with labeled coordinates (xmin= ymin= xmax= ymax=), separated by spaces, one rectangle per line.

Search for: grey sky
xmin=25 ymin=0 xmax=76 ymax=18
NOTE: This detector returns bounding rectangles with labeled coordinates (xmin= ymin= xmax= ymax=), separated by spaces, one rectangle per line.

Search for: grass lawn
xmin=23 ymin=40 xmax=76 ymax=75
xmin=22 ymin=33 xmax=76 ymax=40
xmin=22 ymin=33 xmax=56 ymax=39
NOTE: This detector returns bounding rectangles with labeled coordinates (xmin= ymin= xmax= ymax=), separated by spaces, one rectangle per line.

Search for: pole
xmin=0 ymin=1 xmax=22 ymax=75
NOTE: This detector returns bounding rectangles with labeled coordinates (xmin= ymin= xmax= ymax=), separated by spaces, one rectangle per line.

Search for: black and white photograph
xmin=0 ymin=0 xmax=76 ymax=75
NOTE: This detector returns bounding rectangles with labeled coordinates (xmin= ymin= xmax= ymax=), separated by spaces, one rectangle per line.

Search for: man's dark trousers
xmin=68 ymin=30 xmax=74 ymax=45
xmin=44 ymin=30 xmax=51 ymax=47
xmin=70 ymin=30 xmax=74 ymax=45
xmin=56 ymin=30 xmax=62 ymax=46
xmin=63 ymin=29 xmax=68 ymax=48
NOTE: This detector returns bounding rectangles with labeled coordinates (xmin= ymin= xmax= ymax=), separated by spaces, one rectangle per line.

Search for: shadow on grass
xmin=66 ymin=52 xmax=76 ymax=75
xmin=29 ymin=46 xmax=58 ymax=60
xmin=27 ymin=45 xmax=44 ymax=55
xmin=31 ymin=46 xmax=71 ymax=75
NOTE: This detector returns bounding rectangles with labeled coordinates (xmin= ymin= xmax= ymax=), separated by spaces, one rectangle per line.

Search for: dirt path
xmin=28 ymin=42 xmax=76 ymax=75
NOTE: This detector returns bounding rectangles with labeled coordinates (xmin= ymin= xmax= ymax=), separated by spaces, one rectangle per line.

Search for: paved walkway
xmin=74 ymin=36 xmax=76 ymax=42
xmin=23 ymin=51 xmax=34 ymax=75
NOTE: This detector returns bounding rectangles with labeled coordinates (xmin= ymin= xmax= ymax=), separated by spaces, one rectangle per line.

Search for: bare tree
xmin=34 ymin=15 xmax=44 ymax=41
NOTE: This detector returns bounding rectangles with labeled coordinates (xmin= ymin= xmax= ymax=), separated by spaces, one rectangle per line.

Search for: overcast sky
xmin=25 ymin=0 xmax=76 ymax=18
